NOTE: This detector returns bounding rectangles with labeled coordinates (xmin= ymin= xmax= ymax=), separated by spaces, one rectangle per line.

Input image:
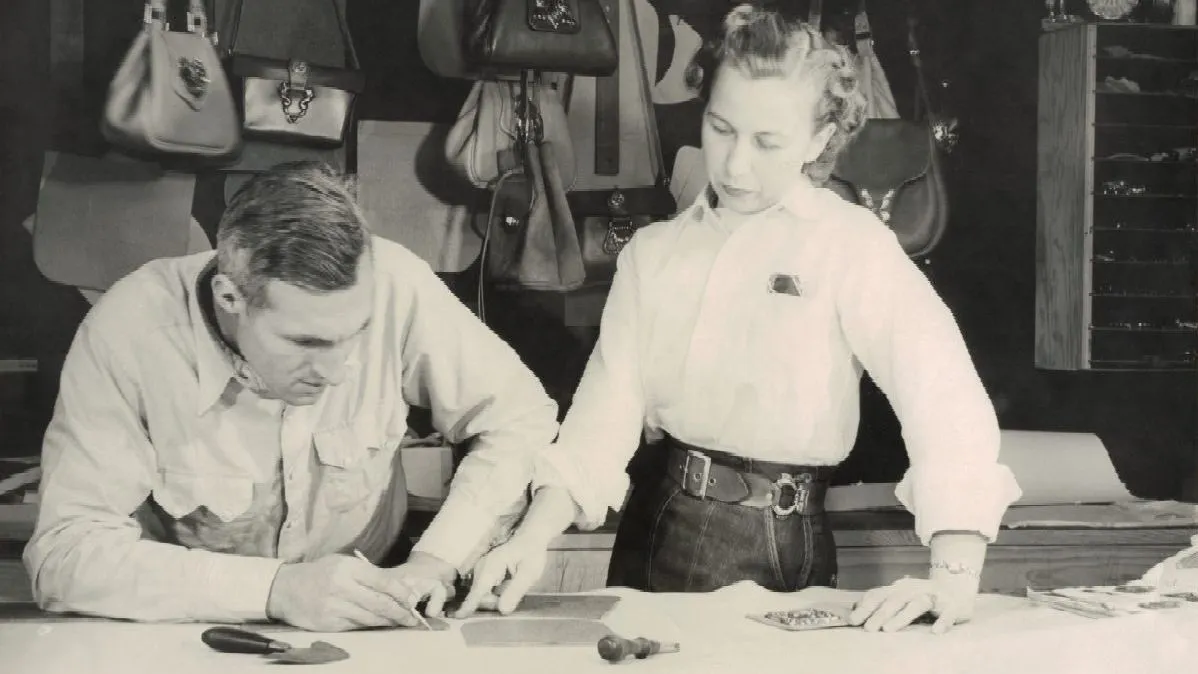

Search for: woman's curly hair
xmin=685 ymin=3 xmax=867 ymax=184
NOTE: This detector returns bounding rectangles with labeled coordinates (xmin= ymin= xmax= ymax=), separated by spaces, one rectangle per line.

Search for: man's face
xmin=224 ymin=256 xmax=375 ymax=406
xmin=701 ymin=64 xmax=834 ymax=215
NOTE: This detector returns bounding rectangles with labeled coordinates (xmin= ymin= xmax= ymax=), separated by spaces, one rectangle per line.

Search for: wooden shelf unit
xmin=1036 ymin=22 xmax=1198 ymax=371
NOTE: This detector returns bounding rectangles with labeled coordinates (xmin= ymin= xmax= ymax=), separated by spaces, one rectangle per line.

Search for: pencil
xmin=353 ymin=549 xmax=433 ymax=631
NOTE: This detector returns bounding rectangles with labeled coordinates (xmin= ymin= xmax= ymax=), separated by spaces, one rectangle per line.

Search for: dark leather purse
xmin=224 ymin=0 xmax=365 ymax=148
xmin=464 ymin=0 xmax=619 ymax=76
xmin=825 ymin=15 xmax=948 ymax=259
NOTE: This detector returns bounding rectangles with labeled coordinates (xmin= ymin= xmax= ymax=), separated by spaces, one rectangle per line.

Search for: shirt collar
xmin=189 ymin=259 xmax=242 ymax=415
xmin=687 ymin=179 xmax=820 ymax=227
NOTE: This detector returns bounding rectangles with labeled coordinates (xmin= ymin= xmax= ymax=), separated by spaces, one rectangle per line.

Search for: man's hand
xmin=848 ymin=576 xmax=978 ymax=635
xmin=385 ymin=551 xmax=458 ymax=618
xmin=266 ymin=555 xmax=423 ymax=632
xmin=452 ymin=537 xmax=548 ymax=618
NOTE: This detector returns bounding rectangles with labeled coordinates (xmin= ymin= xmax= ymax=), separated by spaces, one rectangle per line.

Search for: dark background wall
xmin=0 ymin=0 xmax=1194 ymax=500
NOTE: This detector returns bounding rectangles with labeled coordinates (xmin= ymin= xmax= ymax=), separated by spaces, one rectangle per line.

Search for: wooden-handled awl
xmin=597 ymin=634 xmax=680 ymax=662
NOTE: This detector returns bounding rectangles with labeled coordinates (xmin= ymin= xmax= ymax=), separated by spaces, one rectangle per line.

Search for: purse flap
xmin=831 ymin=119 xmax=931 ymax=192
xmin=567 ymin=185 xmax=675 ymax=217
xmin=231 ymin=54 xmax=366 ymax=93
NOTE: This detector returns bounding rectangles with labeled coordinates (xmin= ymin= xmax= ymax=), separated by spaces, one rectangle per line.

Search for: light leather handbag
xmin=226 ymin=0 xmax=365 ymax=147
xmin=102 ymin=0 xmax=242 ymax=163
xmin=445 ymin=75 xmax=575 ymax=190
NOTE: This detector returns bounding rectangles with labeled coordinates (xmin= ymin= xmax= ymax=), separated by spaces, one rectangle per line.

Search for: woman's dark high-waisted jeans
xmin=606 ymin=441 xmax=838 ymax=593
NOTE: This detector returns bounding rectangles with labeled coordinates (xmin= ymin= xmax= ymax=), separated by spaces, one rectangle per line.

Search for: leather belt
xmin=664 ymin=438 xmax=831 ymax=517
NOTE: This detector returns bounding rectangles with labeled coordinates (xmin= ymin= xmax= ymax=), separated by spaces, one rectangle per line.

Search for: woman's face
xmin=701 ymin=63 xmax=833 ymax=215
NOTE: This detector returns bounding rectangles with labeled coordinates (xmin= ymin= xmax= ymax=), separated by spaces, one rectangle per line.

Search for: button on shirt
xmin=535 ymin=184 xmax=1021 ymax=543
xmin=24 ymin=237 xmax=559 ymax=623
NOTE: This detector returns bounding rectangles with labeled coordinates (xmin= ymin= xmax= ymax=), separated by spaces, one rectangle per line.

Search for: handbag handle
xmin=906 ymin=14 xmax=933 ymax=123
xmin=856 ymin=0 xmax=934 ymax=122
xmin=807 ymin=0 xmax=823 ymax=30
xmin=144 ymin=0 xmax=211 ymax=35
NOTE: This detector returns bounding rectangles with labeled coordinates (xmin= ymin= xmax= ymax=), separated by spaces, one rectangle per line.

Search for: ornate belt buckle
xmin=771 ymin=473 xmax=812 ymax=517
xmin=683 ymin=450 xmax=711 ymax=500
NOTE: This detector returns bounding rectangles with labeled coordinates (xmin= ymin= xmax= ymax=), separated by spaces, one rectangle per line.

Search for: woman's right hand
xmin=451 ymin=537 xmax=550 ymax=618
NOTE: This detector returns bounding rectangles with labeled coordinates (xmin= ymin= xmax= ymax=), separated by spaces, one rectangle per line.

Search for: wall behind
xmin=0 ymin=0 xmax=1194 ymax=501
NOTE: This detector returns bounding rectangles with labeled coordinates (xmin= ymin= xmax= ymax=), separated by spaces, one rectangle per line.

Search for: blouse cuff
xmin=530 ymin=451 xmax=624 ymax=531
xmin=894 ymin=461 xmax=1022 ymax=546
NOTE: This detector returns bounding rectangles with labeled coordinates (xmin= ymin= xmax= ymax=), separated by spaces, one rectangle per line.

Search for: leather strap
xmin=594 ymin=0 xmax=620 ymax=175
xmin=808 ymin=0 xmax=823 ymax=29
xmin=663 ymin=438 xmax=831 ymax=516
xmin=906 ymin=12 xmax=931 ymax=122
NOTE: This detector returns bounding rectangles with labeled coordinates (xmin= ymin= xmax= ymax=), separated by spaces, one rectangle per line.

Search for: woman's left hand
xmin=848 ymin=576 xmax=978 ymax=634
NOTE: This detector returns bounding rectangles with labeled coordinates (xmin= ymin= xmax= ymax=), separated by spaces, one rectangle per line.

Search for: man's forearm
xmin=27 ymin=524 xmax=283 ymax=623
xmin=928 ymin=531 xmax=987 ymax=593
xmin=507 ymin=486 xmax=581 ymax=549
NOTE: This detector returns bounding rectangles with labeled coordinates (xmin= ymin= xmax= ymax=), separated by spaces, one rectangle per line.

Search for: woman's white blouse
xmin=534 ymin=183 xmax=1022 ymax=545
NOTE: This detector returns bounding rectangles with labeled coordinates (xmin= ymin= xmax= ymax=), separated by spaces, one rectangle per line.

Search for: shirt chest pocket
xmin=313 ymin=418 xmax=395 ymax=512
xmin=153 ymin=470 xmax=257 ymax=524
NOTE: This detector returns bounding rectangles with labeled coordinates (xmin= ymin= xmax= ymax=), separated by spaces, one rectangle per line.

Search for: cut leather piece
xmin=31 ymin=152 xmax=195 ymax=293
xmin=832 ymin=119 xmax=931 ymax=192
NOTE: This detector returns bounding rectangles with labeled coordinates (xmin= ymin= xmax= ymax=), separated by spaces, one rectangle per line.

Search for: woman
xmin=454 ymin=5 xmax=1020 ymax=634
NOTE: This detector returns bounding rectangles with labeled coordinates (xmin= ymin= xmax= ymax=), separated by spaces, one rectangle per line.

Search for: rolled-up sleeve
xmin=400 ymin=264 xmax=560 ymax=571
xmin=23 ymin=318 xmax=282 ymax=623
xmin=530 ymin=238 xmax=648 ymax=530
xmin=835 ymin=224 xmax=1021 ymax=545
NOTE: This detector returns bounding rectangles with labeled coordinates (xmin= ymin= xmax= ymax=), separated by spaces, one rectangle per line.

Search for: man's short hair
xmin=216 ymin=161 xmax=370 ymax=308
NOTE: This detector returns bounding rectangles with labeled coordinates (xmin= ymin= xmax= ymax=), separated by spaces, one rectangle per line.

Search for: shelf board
xmin=1097 ymin=56 xmax=1198 ymax=65
xmin=1093 ymin=122 xmax=1198 ymax=129
xmin=1091 ymin=227 xmax=1198 ymax=232
xmin=1090 ymin=293 xmax=1194 ymax=298
xmin=1090 ymin=326 xmax=1196 ymax=333
xmin=1087 ymin=360 xmax=1198 ymax=371
xmin=1092 ymin=194 xmax=1198 ymax=199
xmin=1093 ymin=158 xmax=1197 ymax=164
xmin=1094 ymin=90 xmax=1198 ymax=98
xmin=1091 ymin=259 xmax=1192 ymax=266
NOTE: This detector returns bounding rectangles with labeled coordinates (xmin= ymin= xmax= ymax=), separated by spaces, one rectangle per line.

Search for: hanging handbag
xmin=225 ymin=0 xmax=365 ymax=148
xmin=475 ymin=75 xmax=587 ymax=308
xmin=463 ymin=0 xmax=619 ymax=76
xmin=101 ymin=0 xmax=242 ymax=163
xmin=445 ymin=76 xmax=575 ymax=190
xmin=567 ymin=0 xmax=674 ymax=288
xmin=824 ymin=10 xmax=948 ymax=259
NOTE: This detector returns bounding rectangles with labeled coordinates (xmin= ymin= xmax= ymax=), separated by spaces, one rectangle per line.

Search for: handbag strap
xmin=144 ymin=0 xmax=211 ymax=35
xmin=626 ymin=0 xmax=665 ymax=184
xmin=808 ymin=0 xmax=823 ymax=30
xmin=595 ymin=0 xmax=621 ymax=176
xmin=906 ymin=14 xmax=933 ymax=122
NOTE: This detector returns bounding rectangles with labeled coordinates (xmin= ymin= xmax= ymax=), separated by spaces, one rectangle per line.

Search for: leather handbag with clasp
xmin=102 ymin=0 xmax=242 ymax=163
xmin=463 ymin=0 xmax=619 ymax=77
xmin=225 ymin=0 xmax=365 ymax=148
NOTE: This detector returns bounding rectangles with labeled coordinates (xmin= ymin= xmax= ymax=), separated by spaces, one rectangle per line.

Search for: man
xmin=23 ymin=162 xmax=559 ymax=632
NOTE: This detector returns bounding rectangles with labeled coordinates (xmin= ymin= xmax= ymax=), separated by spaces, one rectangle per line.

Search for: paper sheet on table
xmin=827 ymin=430 xmax=1134 ymax=512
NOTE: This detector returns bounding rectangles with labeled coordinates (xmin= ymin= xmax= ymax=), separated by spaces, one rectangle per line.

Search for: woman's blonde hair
xmin=686 ymin=3 xmax=867 ymax=184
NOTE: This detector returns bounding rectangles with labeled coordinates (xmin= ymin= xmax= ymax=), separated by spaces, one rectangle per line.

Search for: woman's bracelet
xmin=929 ymin=560 xmax=981 ymax=578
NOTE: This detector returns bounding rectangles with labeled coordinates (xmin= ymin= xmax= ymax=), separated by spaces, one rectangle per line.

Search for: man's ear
xmin=211 ymin=273 xmax=246 ymax=316
xmin=805 ymin=122 xmax=837 ymax=164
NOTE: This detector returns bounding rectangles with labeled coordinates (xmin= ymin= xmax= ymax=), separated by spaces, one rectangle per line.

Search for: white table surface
xmin=2 ymin=582 xmax=1196 ymax=674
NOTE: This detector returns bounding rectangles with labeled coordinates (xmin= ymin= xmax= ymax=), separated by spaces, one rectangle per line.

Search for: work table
xmin=2 ymin=582 xmax=1196 ymax=674
xmin=1 ymin=503 xmax=1192 ymax=602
